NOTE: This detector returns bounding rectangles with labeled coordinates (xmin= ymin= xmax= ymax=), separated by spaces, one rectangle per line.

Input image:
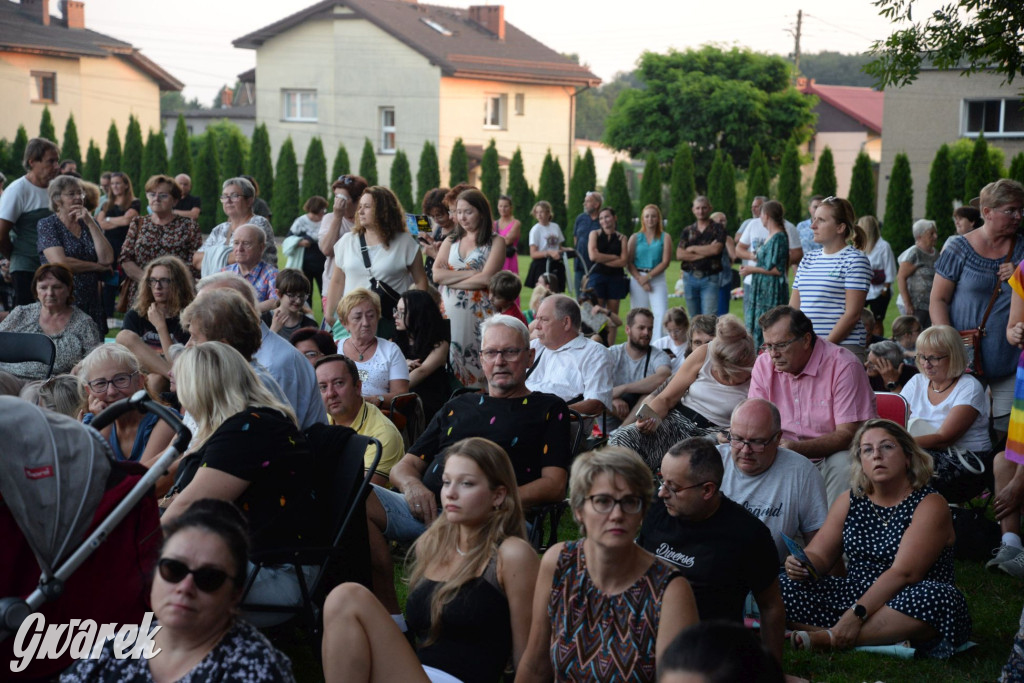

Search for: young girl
xmin=525 ymin=201 xmax=567 ymax=293
xmin=652 ymin=306 xmax=690 ymax=372
xmin=264 ymin=268 xmax=318 ymax=340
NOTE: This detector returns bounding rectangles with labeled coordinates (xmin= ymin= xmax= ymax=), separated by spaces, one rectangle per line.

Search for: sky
xmin=83 ymin=0 xmax=944 ymax=103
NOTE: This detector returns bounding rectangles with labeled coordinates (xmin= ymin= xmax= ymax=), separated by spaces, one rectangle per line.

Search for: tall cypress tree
xmin=122 ymin=115 xmax=144 ymax=194
xmin=668 ymin=144 xmax=696 ymax=238
xmin=537 ymin=151 xmax=556 ymax=212
xmin=448 ymin=138 xmax=468 ymax=186
xmin=1010 ymin=153 xmax=1024 ymax=187
xmin=248 ymin=124 xmax=273 ymax=204
xmin=849 ymin=151 xmax=876 ymax=219
xmin=811 ymin=146 xmax=838 ymax=198
xmin=332 ymin=143 xmax=351 ymax=182
xmin=640 ymin=153 xmax=662 ymax=209
xmin=481 ymin=139 xmax=501 ymax=219
xmin=605 ymin=161 xmax=633 ymax=230
xmin=706 ymin=150 xmax=726 ymax=214
xmin=884 ymin=152 xmax=914 ymax=255
xmin=745 ymin=143 xmax=771 ymax=211
xmin=103 ymin=121 xmax=121 ymax=174
xmin=39 ymin=107 xmax=57 ymax=145
xmin=506 ymin=147 xmax=533 ymax=230
xmin=139 ymin=130 xmax=168 ymax=212
xmin=568 ymin=153 xmax=586 ymax=225
xmin=720 ymin=154 xmax=739 ymax=233
xmin=169 ymin=114 xmax=192 ymax=177
xmin=195 ymin=132 xmax=221 ymax=233
xmin=925 ymin=144 xmax=956 ymax=242
xmin=390 ymin=149 xmax=414 ymax=212
xmin=416 ymin=141 xmax=440 ymax=203
xmin=221 ymin=133 xmax=246 ymax=181
xmin=301 ymin=137 xmax=328 ymax=203
xmin=777 ymin=138 xmax=802 ymax=223
xmin=11 ymin=126 xmax=29 ymax=180
xmin=359 ymin=138 xmax=378 ymax=187
xmin=964 ymin=133 xmax=995 ymax=202
xmin=60 ymin=113 xmax=81 ymax=168
xmin=550 ymin=157 xmax=567 ymax=230
xmin=83 ymin=140 xmax=102 ymax=183
xmin=272 ymin=138 xmax=300 ymax=234
xmin=580 ymin=148 xmax=597 ymax=197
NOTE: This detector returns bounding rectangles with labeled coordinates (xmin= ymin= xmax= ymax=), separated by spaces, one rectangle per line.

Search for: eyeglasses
xmin=585 ymin=494 xmax=644 ymax=514
xmin=61 ymin=191 xmax=85 ymax=199
xmin=302 ymin=349 xmax=323 ymax=359
xmin=147 ymin=277 xmax=171 ymax=288
xmin=392 ymin=307 xmax=405 ymax=318
xmin=281 ymin=291 xmax=307 ymax=299
xmin=995 ymin=207 xmax=1023 ymax=218
xmin=760 ymin=337 xmax=801 ymax=354
xmin=860 ymin=441 xmax=900 ymax=457
xmin=157 ymin=558 xmax=234 ymax=592
xmin=232 ymin=240 xmax=256 ymax=249
xmin=721 ymin=430 xmax=780 ymax=453
xmin=656 ymin=475 xmax=711 ymax=496
xmin=145 ymin=192 xmax=172 ymax=201
xmin=219 ymin=193 xmax=245 ymax=202
xmin=86 ymin=371 xmax=137 ymax=393
xmin=915 ymin=354 xmax=949 ymax=365
xmin=480 ymin=347 xmax=524 ymax=362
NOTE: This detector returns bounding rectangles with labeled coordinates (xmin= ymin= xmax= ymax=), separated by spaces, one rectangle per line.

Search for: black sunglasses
xmin=158 ymin=558 xmax=235 ymax=592
xmin=336 ymin=175 xmax=355 ymax=186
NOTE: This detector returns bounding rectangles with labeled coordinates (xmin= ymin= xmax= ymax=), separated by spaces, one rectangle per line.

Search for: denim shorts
xmin=588 ymin=271 xmax=629 ymax=300
xmin=372 ymin=484 xmax=429 ymax=542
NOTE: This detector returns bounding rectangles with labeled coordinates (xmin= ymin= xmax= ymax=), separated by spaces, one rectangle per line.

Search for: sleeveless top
xmin=680 ymin=341 xmax=751 ymax=426
xmin=633 ymin=232 xmax=664 ymax=270
xmin=548 ymin=540 xmax=679 ymax=683
xmin=406 ymin=555 xmax=512 ymax=683
xmin=595 ymin=231 xmax=625 ymax=277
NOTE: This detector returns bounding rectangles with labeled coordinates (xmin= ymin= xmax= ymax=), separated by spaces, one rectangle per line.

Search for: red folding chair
xmin=875 ymin=392 xmax=909 ymax=427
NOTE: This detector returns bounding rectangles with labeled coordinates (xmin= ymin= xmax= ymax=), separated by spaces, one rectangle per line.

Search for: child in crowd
xmin=892 ymin=314 xmax=922 ymax=363
xmin=262 ymin=269 xmax=318 ymax=340
xmin=861 ymin=308 xmax=886 ymax=345
xmin=488 ymin=270 xmax=526 ymax=325
xmin=525 ymin=200 xmax=568 ymax=292
xmin=526 ymin=272 xmax=558 ymax=325
xmin=686 ymin=314 xmax=717 ymax=358
xmin=652 ymin=306 xmax=690 ymax=372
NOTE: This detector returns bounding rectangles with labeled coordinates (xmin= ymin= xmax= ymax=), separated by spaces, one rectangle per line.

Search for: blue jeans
xmin=684 ymin=272 xmax=719 ymax=316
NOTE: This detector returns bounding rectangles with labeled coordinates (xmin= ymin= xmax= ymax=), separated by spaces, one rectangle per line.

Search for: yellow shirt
xmin=345 ymin=401 xmax=405 ymax=480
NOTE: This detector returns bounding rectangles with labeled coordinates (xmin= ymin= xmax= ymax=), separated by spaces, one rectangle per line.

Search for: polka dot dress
xmin=779 ymin=486 xmax=972 ymax=658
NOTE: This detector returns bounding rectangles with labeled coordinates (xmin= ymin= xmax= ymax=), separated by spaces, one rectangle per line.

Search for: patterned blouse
xmin=119 ymin=214 xmax=202 ymax=304
xmin=0 ymin=302 xmax=101 ymax=379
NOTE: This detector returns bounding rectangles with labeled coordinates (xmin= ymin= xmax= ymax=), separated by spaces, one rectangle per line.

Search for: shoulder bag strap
xmin=979 ymin=235 xmax=1016 ymax=332
xmin=358 ymin=232 xmax=379 ymax=288
xmin=643 ymin=347 xmax=651 ymax=376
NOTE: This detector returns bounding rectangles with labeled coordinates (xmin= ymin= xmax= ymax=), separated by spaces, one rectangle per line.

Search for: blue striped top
xmin=793 ymin=246 xmax=872 ymax=345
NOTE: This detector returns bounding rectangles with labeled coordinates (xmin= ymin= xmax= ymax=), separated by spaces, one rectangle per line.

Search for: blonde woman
xmin=628 ymin=204 xmax=672 ymax=337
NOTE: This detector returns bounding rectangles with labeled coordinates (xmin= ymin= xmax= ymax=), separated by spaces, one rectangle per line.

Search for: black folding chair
xmin=527 ymin=409 xmax=586 ymax=552
xmin=0 ymin=331 xmax=56 ymax=378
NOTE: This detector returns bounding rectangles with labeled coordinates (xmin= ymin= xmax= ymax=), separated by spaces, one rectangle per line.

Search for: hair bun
xmin=715 ymin=314 xmax=749 ymax=343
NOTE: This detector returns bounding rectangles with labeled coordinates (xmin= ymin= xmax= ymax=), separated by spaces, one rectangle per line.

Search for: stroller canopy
xmin=0 ymin=396 xmax=112 ymax=580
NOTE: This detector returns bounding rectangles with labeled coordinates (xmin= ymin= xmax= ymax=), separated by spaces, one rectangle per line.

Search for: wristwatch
xmin=885 ymin=381 xmax=897 ymax=391
xmin=853 ymin=603 xmax=868 ymax=622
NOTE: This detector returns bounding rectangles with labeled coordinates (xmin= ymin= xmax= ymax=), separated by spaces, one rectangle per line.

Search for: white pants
xmin=629 ymin=271 xmax=668 ymax=337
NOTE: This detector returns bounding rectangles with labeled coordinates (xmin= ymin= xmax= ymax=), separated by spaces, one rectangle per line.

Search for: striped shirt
xmin=792 ymin=246 xmax=871 ymax=345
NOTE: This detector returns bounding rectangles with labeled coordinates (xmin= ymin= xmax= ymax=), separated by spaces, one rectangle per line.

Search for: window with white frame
xmin=964 ymin=98 xmax=1024 ymax=136
xmin=282 ymin=90 xmax=317 ymax=122
xmin=484 ymin=94 xmax=508 ymax=129
xmin=380 ymin=107 xmax=396 ymax=153
xmin=31 ymin=72 xmax=56 ymax=103
xmin=514 ymin=93 xmax=525 ymax=116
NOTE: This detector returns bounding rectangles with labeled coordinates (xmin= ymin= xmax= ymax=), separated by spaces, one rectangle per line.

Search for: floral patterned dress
xmin=441 ymin=238 xmax=495 ymax=389
xmin=119 ymin=214 xmax=202 ymax=305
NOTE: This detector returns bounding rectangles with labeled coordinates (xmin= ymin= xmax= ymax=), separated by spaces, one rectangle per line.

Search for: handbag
xmin=958 ymin=235 xmax=1016 ymax=376
xmin=115 ymin=275 xmax=132 ymax=314
xmin=358 ymin=233 xmax=402 ymax=322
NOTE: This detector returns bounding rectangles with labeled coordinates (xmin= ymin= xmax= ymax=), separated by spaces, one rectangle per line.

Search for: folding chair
xmin=387 ymin=392 xmax=425 ymax=450
xmin=0 ymin=331 xmax=56 ymax=378
xmin=527 ymin=409 xmax=586 ymax=552
xmin=875 ymin=392 xmax=909 ymax=428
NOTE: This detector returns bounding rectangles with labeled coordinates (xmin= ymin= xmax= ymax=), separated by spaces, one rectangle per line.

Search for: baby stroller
xmin=0 ymin=392 xmax=190 ymax=679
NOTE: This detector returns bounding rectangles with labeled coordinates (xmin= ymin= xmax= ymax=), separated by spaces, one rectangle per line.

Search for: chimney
xmin=19 ymin=0 xmax=50 ymax=26
xmin=61 ymin=0 xmax=85 ymax=29
xmin=468 ymin=5 xmax=504 ymax=41
xmin=220 ymin=87 xmax=233 ymax=108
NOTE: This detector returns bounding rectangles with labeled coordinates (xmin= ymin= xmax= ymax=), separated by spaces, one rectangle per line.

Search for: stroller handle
xmin=91 ymin=390 xmax=191 ymax=454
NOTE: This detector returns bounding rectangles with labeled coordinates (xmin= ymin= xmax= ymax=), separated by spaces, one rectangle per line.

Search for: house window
xmin=380 ymin=107 xmax=396 ymax=153
xmin=514 ymin=93 xmax=525 ymax=116
xmin=964 ymin=98 xmax=1024 ymax=136
xmin=282 ymin=90 xmax=317 ymax=122
xmin=484 ymin=94 xmax=507 ymax=129
xmin=31 ymin=72 xmax=56 ymax=103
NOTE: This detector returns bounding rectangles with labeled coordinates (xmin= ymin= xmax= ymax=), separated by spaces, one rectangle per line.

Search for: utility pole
xmin=793 ymin=10 xmax=802 ymax=82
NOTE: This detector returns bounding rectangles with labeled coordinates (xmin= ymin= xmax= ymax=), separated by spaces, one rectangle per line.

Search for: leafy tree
xmin=506 ymin=147 xmax=534 ymax=230
xmin=848 ymin=151 xmax=876 ymax=219
xmin=925 ymin=144 xmax=956 ymax=241
xmin=605 ymin=161 xmax=634 ymax=230
xmin=948 ymin=137 xmax=1004 ymax=202
xmin=604 ymin=46 xmax=817 ymax=180
xmin=777 ymin=138 xmax=802 ymax=223
xmin=449 ymin=138 xmax=468 ymax=186
xmin=83 ymin=140 xmax=102 ymax=183
xmin=301 ymin=137 xmax=328 ymax=204
xmin=811 ymin=146 xmax=837 ymax=198
xmin=0 ymin=143 xmax=10 ymax=182
xmin=390 ymin=149 xmax=414 ymax=212
xmin=640 ymin=153 xmax=662 ymax=209
xmin=550 ymin=158 xmax=567 ymax=230
xmin=249 ymin=124 xmax=273 ymax=204
xmin=1010 ymin=153 xmax=1024 ymax=186
xmin=140 ymin=129 xmax=169 ymax=212
xmin=160 ymin=91 xmax=203 ymax=116
xmin=481 ymin=139 xmax=501 ymax=219
xmin=221 ymin=132 xmax=246 ymax=181
xmin=866 ymin=0 xmax=1024 ymax=88
xmin=60 ymin=113 xmax=81 ymax=168
xmin=719 ymin=154 xmax=739 ymax=233
xmin=799 ymin=51 xmax=876 ymax=87
xmin=102 ymin=121 xmax=121 ymax=173
xmin=122 ymin=115 xmax=144 ymax=194
xmin=272 ymin=138 xmax=300 ymax=235
xmin=745 ymin=143 xmax=771 ymax=212
xmin=884 ymin=152 xmax=914 ymax=254
xmin=416 ymin=141 xmax=440 ymax=203
xmin=574 ymin=72 xmax=643 ymax=141
xmin=11 ymin=126 xmax=29 ymax=179
xmin=39 ymin=107 xmax=57 ymax=144
xmin=964 ymin=133 xmax=998 ymax=202
xmin=359 ymin=139 xmax=378 ymax=187
xmin=194 ymin=132 xmax=221 ymax=232
xmin=331 ymin=142 xmax=350 ymax=183
xmin=668 ymin=144 xmax=696 ymax=237
xmin=169 ymin=114 xmax=192 ymax=177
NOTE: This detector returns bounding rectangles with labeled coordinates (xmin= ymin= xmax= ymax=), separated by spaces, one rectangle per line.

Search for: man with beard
xmin=607 ymin=307 xmax=672 ymax=429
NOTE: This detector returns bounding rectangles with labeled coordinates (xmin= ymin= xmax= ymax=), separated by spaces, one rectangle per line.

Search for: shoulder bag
xmin=359 ymin=232 xmax=402 ymax=324
xmin=958 ymin=236 xmax=1015 ymax=376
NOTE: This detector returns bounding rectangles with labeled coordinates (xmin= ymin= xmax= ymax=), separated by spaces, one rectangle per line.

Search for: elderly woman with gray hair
xmin=36 ymin=174 xmax=114 ymax=331
xmin=865 ymin=339 xmax=918 ymax=393
xmin=897 ymin=219 xmax=939 ymax=329
xmin=193 ymin=177 xmax=276 ymax=277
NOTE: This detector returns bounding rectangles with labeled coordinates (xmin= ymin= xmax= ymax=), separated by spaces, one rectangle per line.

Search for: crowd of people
xmin=3 ymin=135 xmax=1024 ymax=681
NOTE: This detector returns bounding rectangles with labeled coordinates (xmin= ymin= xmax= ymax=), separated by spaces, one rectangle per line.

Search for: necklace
xmin=930 ymin=377 xmax=956 ymax=393
xmin=348 ymin=337 xmax=376 ymax=361
xmin=455 ymin=543 xmax=467 ymax=557
xmin=870 ymin=486 xmax=912 ymax=527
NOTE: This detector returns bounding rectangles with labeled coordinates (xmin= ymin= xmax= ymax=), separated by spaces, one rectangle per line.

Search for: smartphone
xmin=782 ymin=533 xmax=820 ymax=580
xmin=634 ymin=403 xmax=661 ymax=425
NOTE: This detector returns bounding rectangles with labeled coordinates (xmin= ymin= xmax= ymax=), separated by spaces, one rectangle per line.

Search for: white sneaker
xmin=999 ymin=550 xmax=1024 ymax=578
xmin=987 ymin=543 xmax=1023 ymax=570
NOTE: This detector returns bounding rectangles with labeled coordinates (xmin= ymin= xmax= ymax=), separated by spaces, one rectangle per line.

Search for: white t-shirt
xmin=528 ymin=222 xmax=564 ymax=261
xmin=0 ymin=175 xmax=50 ymax=272
xmin=319 ymin=215 xmax=355 ymax=286
xmin=865 ymin=238 xmax=898 ymax=301
xmin=737 ymin=218 xmax=801 ymax=285
xmin=902 ymin=373 xmax=991 ymax=452
xmin=341 ymin=337 xmax=410 ymax=397
xmin=652 ymin=335 xmax=688 ymax=373
xmin=333 ymin=231 xmax=420 ymax=296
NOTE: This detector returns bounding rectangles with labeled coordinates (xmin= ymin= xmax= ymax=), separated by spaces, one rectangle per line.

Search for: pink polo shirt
xmin=749 ymin=337 xmax=877 ymax=443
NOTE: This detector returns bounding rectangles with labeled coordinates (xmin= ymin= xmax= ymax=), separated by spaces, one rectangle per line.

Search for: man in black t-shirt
xmin=173 ymin=173 xmax=201 ymax=221
xmin=638 ymin=437 xmax=785 ymax=665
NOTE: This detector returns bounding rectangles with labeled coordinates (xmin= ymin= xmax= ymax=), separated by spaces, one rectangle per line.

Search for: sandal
xmin=791 ymin=629 xmax=834 ymax=652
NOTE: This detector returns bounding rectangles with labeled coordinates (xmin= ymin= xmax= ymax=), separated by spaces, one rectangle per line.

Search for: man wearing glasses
xmin=749 ymin=305 xmax=876 ymax=506
xmin=718 ymin=398 xmax=827 ymax=563
xmin=638 ymin=436 xmax=785 ymax=664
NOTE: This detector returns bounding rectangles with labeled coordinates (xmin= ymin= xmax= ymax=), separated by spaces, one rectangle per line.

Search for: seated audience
xmin=367 ymin=315 xmax=570 ymax=616
xmin=61 ymin=499 xmax=295 ymax=681
xmin=221 ymin=224 xmax=278 ymax=312
xmin=990 ymin=449 xmax=1024 ymax=576
xmin=607 ymin=307 xmax=672 ymax=429
xmin=0 ymin=263 xmax=101 ymax=379
xmin=657 ymin=621 xmax=784 ymax=683
xmin=262 ymin=268 xmax=317 ymax=340
xmin=313 ymin=354 xmax=404 ymax=486
xmin=489 ymin=269 xmax=526 ymax=324
xmin=320 ymin=438 xmax=539 ymax=683
xmin=394 ymin=289 xmax=450 ymax=422
xmin=290 ymin=327 xmax=336 ymax=366
xmin=686 ymin=313 xmax=717 ymax=357
xmin=194 ymin=177 xmax=275 ymax=276
xmin=612 ymin=315 xmax=753 ymax=472
xmin=781 ymin=419 xmax=971 ymax=657
xmin=892 ymin=315 xmax=922 ymax=361
xmin=750 ymin=306 xmax=876 ymax=505
xmin=638 ymin=438 xmax=784 ymax=664
xmin=19 ymin=374 xmax=83 ymax=417
xmin=517 ymin=446 xmax=699 ymax=682
xmin=718 ymin=398 xmax=827 ymax=562
xmin=865 ymin=339 xmax=918 ymax=393
xmin=337 ymin=288 xmax=410 ymax=409
xmin=652 ymin=306 xmax=690 ymax=372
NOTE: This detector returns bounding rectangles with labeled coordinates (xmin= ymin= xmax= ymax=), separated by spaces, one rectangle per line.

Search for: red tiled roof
xmin=798 ymin=78 xmax=883 ymax=134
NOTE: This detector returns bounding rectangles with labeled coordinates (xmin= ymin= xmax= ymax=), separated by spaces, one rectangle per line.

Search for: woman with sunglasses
xmin=517 ymin=446 xmax=697 ymax=682
xmin=62 ymin=499 xmax=295 ymax=681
